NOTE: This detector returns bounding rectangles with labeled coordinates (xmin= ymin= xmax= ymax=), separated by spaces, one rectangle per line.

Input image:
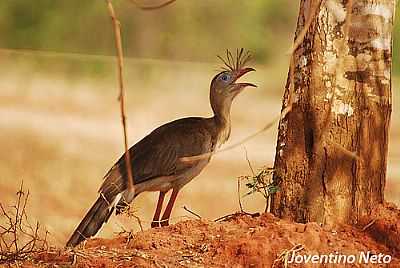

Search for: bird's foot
xmin=160 ymin=219 xmax=169 ymax=227
xmin=151 ymin=221 xmax=161 ymax=228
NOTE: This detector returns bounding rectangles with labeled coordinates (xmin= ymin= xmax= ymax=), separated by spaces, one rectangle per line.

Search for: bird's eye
xmin=220 ymin=73 xmax=230 ymax=82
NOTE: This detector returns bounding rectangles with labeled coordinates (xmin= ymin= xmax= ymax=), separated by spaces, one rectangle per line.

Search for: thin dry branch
xmin=244 ymin=148 xmax=255 ymax=177
xmin=179 ymin=117 xmax=279 ymax=164
xmin=362 ymin=219 xmax=376 ymax=231
xmin=0 ymin=182 xmax=48 ymax=264
xmin=214 ymin=211 xmax=259 ymax=223
xmin=67 ymin=246 xmax=160 ymax=266
xmin=273 ymin=244 xmax=304 ymax=268
xmin=129 ymin=0 xmax=177 ymax=10
xmin=239 ymin=147 xmax=256 ymax=212
xmin=237 ymin=177 xmax=245 ymax=213
xmin=182 ymin=206 xmax=202 ymax=219
xmin=105 ymin=0 xmax=135 ymax=192
xmin=289 ymin=0 xmax=323 ymax=54
xmin=124 ymin=208 xmax=144 ymax=232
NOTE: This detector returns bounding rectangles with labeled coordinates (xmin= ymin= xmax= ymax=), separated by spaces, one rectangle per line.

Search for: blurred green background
xmin=0 ymin=0 xmax=400 ymax=74
xmin=0 ymin=0 xmax=398 ymax=74
xmin=0 ymin=1 xmax=297 ymax=62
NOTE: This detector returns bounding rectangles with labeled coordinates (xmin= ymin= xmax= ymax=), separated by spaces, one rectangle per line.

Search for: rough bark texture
xmin=271 ymin=0 xmax=395 ymax=226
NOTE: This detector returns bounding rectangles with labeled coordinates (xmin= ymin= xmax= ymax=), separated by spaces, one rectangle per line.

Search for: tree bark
xmin=271 ymin=0 xmax=395 ymax=226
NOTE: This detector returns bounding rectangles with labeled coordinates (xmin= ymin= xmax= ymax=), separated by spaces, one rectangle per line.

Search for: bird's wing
xmin=98 ymin=117 xmax=214 ymax=200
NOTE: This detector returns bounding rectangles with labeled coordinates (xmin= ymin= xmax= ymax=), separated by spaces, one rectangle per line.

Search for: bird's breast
xmin=216 ymin=125 xmax=231 ymax=148
xmin=173 ymin=157 xmax=210 ymax=189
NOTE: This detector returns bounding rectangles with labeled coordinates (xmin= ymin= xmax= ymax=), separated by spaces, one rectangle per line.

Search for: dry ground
xmin=13 ymin=206 xmax=400 ymax=267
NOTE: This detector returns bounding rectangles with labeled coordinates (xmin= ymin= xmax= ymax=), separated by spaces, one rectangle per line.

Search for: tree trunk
xmin=271 ymin=0 xmax=395 ymax=226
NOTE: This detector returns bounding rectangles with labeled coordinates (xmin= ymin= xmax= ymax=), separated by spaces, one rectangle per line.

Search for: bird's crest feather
xmin=217 ymin=48 xmax=252 ymax=72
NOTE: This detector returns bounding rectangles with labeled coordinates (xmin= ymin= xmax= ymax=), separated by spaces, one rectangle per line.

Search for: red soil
xmin=14 ymin=203 xmax=400 ymax=267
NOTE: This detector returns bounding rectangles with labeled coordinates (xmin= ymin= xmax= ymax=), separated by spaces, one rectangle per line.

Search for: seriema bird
xmin=66 ymin=49 xmax=256 ymax=247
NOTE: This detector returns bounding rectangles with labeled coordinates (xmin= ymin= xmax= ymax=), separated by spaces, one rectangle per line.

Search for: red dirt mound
xmin=15 ymin=208 xmax=400 ymax=267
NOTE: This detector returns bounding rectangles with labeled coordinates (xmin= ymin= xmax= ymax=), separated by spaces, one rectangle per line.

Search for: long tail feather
xmin=66 ymin=196 xmax=114 ymax=248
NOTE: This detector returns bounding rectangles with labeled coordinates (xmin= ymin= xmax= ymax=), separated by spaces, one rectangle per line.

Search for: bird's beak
xmin=233 ymin=67 xmax=257 ymax=88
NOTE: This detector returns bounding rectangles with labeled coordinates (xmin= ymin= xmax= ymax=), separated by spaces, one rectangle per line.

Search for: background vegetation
xmin=1 ymin=0 xmax=398 ymax=74
xmin=1 ymin=0 xmax=397 ymax=72
xmin=0 ymin=1 xmax=297 ymax=61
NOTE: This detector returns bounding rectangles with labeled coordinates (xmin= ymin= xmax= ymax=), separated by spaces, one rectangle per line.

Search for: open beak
xmin=233 ymin=67 xmax=257 ymax=88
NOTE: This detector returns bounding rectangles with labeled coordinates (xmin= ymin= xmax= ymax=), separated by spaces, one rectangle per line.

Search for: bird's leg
xmin=151 ymin=191 xmax=165 ymax=228
xmin=160 ymin=188 xmax=179 ymax=227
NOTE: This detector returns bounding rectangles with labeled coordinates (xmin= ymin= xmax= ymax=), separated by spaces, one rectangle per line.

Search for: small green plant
xmin=242 ymin=167 xmax=279 ymax=200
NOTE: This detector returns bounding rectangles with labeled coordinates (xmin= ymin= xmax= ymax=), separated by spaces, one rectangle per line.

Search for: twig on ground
xmin=105 ymin=0 xmax=135 ymax=193
xmin=273 ymin=244 xmax=304 ymax=268
xmin=132 ymin=215 xmax=144 ymax=232
xmin=362 ymin=219 xmax=377 ymax=231
xmin=214 ymin=213 xmax=240 ymax=223
xmin=183 ymin=206 xmax=202 ymax=219
xmin=118 ymin=204 xmax=144 ymax=232
xmin=214 ymin=211 xmax=260 ymax=223
xmin=115 ymin=223 xmax=135 ymax=247
xmin=68 ymin=247 xmax=155 ymax=266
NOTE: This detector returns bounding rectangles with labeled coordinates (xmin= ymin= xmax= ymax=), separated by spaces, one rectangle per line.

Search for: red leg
xmin=160 ymin=188 xmax=179 ymax=227
xmin=151 ymin=191 xmax=165 ymax=228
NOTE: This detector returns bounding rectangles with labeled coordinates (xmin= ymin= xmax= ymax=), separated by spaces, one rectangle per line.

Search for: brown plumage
xmin=66 ymin=49 xmax=256 ymax=248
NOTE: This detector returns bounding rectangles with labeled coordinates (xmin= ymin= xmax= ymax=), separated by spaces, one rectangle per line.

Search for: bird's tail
xmin=66 ymin=196 xmax=114 ymax=248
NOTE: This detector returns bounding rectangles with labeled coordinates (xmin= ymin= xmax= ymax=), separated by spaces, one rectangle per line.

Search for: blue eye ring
xmin=220 ymin=73 xmax=230 ymax=82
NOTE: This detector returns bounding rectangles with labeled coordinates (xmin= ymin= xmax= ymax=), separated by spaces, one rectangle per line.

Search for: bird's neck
xmin=212 ymin=101 xmax=232 ymax=146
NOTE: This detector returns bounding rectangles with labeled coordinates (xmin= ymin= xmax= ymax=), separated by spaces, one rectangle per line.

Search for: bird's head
xmin=210 ymin=68 xmax=256 ymax=98
xmin=210 ymin=49 xmax=256 ymax=118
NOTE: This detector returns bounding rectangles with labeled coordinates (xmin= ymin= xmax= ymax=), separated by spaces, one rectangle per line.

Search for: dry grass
xmin=0 ymin=182 xmax=48 ymax=263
